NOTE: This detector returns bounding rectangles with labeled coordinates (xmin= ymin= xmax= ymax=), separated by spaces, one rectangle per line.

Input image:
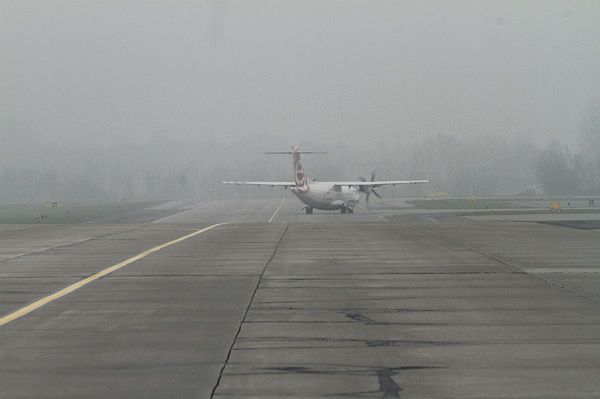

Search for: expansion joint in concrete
xmin=209 ymin=222 xmax=290 ymax=398
xmin=406 ymin=225 xmax=600 ymax=307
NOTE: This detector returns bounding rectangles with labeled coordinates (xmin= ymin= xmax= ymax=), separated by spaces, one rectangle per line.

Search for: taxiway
xmin=1 ymin=199 xmax=599 ymax=398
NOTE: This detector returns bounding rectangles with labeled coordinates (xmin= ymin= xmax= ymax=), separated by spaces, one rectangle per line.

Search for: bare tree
xmin=535 ymin=142 xmax=579 ymax=195
xmin=579 ymin=105 xmax=600 ymax=193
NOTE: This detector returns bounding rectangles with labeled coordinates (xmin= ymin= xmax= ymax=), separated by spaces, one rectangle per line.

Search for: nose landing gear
xmin=341 ymin=207 xmax=354 ymax=214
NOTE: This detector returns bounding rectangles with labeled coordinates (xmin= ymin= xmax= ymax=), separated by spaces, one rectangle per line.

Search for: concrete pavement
xmin=1 ymin=199 xmax=599 ymax=398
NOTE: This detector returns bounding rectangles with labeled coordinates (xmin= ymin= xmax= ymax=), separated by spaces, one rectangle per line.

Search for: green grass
xmin=387 ymin=207 xmax=600 ymax=223
xmin=457 ymin=208 xmax=600 ymax=217
xmin=0 ymin=202 xmax=160 ymax=224
xmin=407 ymin=199 xmax=520 ymax=210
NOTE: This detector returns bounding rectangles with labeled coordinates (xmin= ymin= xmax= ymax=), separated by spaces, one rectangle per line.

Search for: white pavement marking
xmin=268 ymin=199 xmax=285 ymax=223
xmin=0 ymin=223 xmax=227 ymax=327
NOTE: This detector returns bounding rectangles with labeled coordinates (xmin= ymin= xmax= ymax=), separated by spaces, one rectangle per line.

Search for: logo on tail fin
xmin=292 ymin=146 xmax=309 ymax=193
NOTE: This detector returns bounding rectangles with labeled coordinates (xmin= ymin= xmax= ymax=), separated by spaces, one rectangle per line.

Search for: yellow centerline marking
xmin=0 ymin=223 xmax=227 ymax=327
xmin=268 ymin=199 xmax=285 ymax=223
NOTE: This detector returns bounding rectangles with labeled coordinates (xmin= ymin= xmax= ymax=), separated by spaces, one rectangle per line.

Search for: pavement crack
xmin=208 ymin=222 xmax=289 ymax=398
xmin=0 ymin=226 xmax=139 ymax=265
xmin=377 ymin=368 xmax=402 ymax=398
xmin=344 ymin=310 xmax=379 ymax=324
xmin=405 ymin=225 xmax=600 ymax=307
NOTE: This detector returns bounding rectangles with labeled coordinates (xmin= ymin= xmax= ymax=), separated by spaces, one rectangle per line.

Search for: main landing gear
xmin=341 ymin=207 xmax=354 ymax=214
xmin=305 ymin=207 xmax=313 ymax=214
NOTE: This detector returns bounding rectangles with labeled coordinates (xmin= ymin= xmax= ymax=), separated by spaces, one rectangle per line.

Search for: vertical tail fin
xmin=265 ymin=146 xmax=326 ymax=190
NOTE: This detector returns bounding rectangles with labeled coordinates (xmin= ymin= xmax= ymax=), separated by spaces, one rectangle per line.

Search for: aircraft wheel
xmin=341 ymin=208 xmax=347 ymax=214
xmin=305 ymin=207 xmax=313 ymax=214
xmin=348 ymin=208 xmax=354 ymax=214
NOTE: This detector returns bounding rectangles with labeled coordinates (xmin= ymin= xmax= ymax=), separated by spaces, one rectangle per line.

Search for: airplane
xmin=223 ymin=146 xmax=430 ymax=214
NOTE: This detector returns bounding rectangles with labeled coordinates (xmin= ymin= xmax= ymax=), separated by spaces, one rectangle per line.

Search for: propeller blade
xmin=371 ymin=188 xmax=382 ymax=198
xmin=366 ymin=192 xmax=370 ymax=205
xmin=358 ymin=176 xmax=368 ymax=193
xmin=370 ymin=171 xmax=376 ymax=182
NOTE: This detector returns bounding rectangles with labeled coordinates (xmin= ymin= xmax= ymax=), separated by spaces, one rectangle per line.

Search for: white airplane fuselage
xmin=291 ymin=182 xmax=360 ymax=211
xmin=222 ymin=145 xmax=430 ymax=214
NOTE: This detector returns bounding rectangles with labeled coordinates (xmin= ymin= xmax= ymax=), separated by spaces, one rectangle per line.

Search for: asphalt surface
xmin=1 ymin=198 xmax=600 ymax=398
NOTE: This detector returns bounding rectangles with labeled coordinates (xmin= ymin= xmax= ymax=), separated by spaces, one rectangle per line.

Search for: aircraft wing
xmin=332 ymin=180 xmax=430 ymax=187
xmin=222 ymin=181 xmax=294 ymax=187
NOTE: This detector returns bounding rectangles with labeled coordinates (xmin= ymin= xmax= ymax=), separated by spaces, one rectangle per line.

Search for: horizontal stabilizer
xmin=265 ymin=151 xmax=327 ymax=154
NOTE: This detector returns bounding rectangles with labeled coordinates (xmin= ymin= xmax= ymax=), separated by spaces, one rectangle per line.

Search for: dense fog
xmin=2 ymin=1 xmax=600 ymax=203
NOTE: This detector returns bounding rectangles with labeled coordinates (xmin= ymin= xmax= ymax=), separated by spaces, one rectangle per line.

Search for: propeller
xmin=359 ymin=171 xmax=381 ymax=205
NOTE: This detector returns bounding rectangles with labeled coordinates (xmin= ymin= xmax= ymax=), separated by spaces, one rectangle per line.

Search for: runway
xmin=1 ymin=199 xmax=600 ymax=398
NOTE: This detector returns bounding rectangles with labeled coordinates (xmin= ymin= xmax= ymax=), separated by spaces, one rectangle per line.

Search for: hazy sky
xmin=2 ymin=0 xmax=600 ymax=148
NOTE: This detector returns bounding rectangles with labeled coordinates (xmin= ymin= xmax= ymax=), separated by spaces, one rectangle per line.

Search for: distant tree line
xmin=535 ymin=107 xmax=600 ymax=195
xmin=1 ymin=108 xmax=599 ymax=203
